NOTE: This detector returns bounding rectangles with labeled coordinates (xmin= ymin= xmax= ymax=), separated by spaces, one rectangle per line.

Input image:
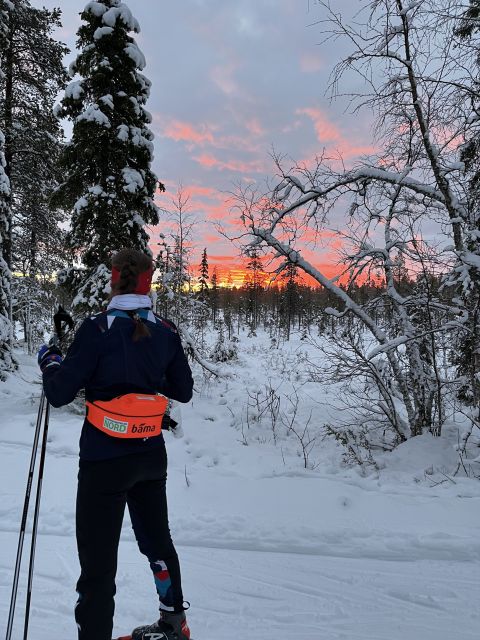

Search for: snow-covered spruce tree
xmin=193 ymin=247 xmax=210 ymax=339
xmin=243 ymin=247 xmax=263 ymax=334
xmin=236 ymin=0 xmax=480 ymax=466
xmin=198 ymin=247 xmax=209 ymax=301
xmin=51 ymin=0 xmax=161 ymax=312
xmin=0 ymin=0 xmax=15 ymax=379
xmin=0 ymin=1 xmax=68 ymax=274
xmin=278 ymin=260 xmax=300 ymax=340
xmin=209 ymin=266 xmax=220 ymax=326
xmin=0 ymin=1 xmax=69 ymax=351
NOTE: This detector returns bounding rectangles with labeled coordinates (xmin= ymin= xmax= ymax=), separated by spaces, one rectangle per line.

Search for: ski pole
xmin=5 ymin=306 xmax=73 ymax=640
xmin=4 ymin=391 xmax=46 ymax=640
xmin=22 ymin=400 xmax=51 ymax=640
xmin=21 ymin=307 xmax=73 ymax=638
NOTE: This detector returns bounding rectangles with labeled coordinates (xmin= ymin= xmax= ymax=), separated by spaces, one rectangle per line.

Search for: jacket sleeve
xmin=159 ymin=333 xmax=194 ymax=403
xmin=42 ymin=319 xmax=101 ymax=408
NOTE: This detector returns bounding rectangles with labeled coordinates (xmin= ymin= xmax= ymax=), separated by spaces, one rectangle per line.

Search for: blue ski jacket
xmin=42 ymin=309 xmax=194 ymax=461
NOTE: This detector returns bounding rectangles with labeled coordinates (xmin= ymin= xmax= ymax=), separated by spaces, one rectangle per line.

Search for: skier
xmin=38 ymin=249 xmax=194 ymax=640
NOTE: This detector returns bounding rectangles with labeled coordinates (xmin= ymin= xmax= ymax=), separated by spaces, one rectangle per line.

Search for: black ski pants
xmin=75 ymin=443 xmax=184 ymax=640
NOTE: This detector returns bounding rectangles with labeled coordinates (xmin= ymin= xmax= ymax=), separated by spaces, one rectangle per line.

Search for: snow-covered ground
xmin=1 ymin=335 xmax=480 ymax=640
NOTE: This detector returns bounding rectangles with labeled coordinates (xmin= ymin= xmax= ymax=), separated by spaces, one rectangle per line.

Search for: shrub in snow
xmin=12 ymin=276 xmax=55 ymax=355
xmin=211 ymin=321 xmax=238 ymax=363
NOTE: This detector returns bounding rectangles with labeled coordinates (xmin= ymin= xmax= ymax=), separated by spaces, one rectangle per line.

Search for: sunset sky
xmin=37 ymin=0 xmax=373 ymax=286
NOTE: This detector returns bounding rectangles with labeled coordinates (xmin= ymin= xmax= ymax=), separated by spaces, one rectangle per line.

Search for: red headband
xmin=111 ymin=266 xmax=153 ymax=295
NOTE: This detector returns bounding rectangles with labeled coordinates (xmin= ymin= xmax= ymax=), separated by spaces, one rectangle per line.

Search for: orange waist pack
xmin=86 ymin=393 xmax=169 ymax=439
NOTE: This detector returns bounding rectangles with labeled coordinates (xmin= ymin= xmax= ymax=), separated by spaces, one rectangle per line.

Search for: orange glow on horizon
xmin=208 ymin=260 xmax=343 ymax=289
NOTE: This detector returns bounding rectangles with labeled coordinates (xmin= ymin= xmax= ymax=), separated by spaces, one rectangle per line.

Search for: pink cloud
xmin=155 ymin=182 xmax=232 ymax=223
xmin=193 ymin=152 xmax=265 ymax=174
xmin=294 ymin=107 xmax=377 ymax=163
xmin=245 ymin=117 xmax=265 ymax=137
xmin=211 ymin=62 xmax=240 ymax=96
xmin=299 ymin=54 xmax=324 ymax=74
xmin=161 ymin=119 xmax=214 ymax=145
xmin=194 ymin=153 xmax=219 ymax=169
xmin=195 ymin=199 xmax=232 ymax=222
xmin=153 ymin=113 xmax=262 ymax=155
xmin=340 ymin=143 xmax=377 ymax=159
xmin=296 ymin=107 xmax=342 ymax=144
xmin=182 ymin=184 xmax=219 ymax=199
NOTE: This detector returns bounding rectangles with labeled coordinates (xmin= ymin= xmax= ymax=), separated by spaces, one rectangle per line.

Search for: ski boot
xmin=131 ymin=610 xmax=191 ymax=640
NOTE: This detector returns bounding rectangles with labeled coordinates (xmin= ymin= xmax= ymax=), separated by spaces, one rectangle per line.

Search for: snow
xmin=143 ymin=108 xmax=153 ymax=124
xmin=102 ymin=3 xmax=140 ymax=33
xmin=128 ymin=96 xmax=141 ymax=116
xmin=462 ymin=251 xmax=480 ymax=269
xmin=399 ymin=1 xmax=423 ymax=16
xmin=350 ymin=166 xmax=445 ymax=203
xmin=444 ymin=161 xmax=465 ymax=172
xmin=0 ymin=172 xmax=9 ymax=197
xmin=88 ymin=185 xmax=106 ymax=197
xmin=124 ymin=43 xmax=146 ymax=70
xmin=122 ymin=167 xmax=144 ymax=193
xmin=131 ymin=212 xmax=146 ymax=228
xmin=1 ymin=335 xmax=479 ymax=640
xmin=67 ymin=60 xmax=77 ymax=79
xmin=130 ymin=126 xmax=154 ymax=150
xmin=72 ymin=264 xmax=112 ymax=309
xmin=93 ymin=26 xmax=114 ymax=40
xmin=136 ymin=73 xmax=152 ymax=97
xmin=76 ymin=104 xmax=111 ymax=128
xmin=367 ymin=335 xmax=409 ymax=359
xmin=99 ymin=94 xmax=114 ymax=110
xmin=117 ymin=124 xmax=129 ymax=141
xmin=73 ymin=195 xmax=88 ymax=213
xmin=116 ymin=124 xmax=153 ymax=151
xmin=84 ymin=1 xmax=107 ymax=18
xmin=64 ymin=80 xmax=84 ymax=101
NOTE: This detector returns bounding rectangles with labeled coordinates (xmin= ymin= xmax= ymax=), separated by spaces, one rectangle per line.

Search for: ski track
xmin=1 ymin=353 xmax=479 ymax=639
xmin=1 ymin=534 xmax=478 ymax=640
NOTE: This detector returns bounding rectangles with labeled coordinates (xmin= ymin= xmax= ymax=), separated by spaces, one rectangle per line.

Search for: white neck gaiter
xmin=107 ymin=294 xmax=152 ymax=311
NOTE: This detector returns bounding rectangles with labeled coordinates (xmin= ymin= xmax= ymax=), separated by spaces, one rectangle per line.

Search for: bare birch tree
xmin=234 ymin=0 xmax=480 ymax=465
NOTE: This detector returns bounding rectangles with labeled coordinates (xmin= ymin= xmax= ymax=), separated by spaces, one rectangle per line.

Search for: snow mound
xmin=381 ymin=432 xmax=458 ymax=476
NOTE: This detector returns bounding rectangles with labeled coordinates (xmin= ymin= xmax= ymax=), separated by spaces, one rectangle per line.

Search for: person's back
xmin=44 ymin=306 xmax=193 ymax=461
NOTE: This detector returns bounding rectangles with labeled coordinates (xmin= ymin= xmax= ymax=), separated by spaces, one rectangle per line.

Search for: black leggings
xmin=75 ymin=444 xmax=184 ymax=640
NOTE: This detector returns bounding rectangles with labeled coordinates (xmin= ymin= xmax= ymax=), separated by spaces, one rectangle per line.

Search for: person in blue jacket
xmin=38 ymin=249 xmax=194 ymax=640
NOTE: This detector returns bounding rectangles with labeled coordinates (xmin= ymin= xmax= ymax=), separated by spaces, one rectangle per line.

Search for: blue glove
xmin=38 ymin=344 xmax=63 ymax=372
